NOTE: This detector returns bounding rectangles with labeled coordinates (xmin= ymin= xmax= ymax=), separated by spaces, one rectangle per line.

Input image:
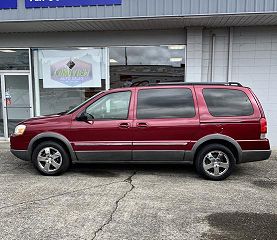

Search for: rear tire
xmin=32 ymin=141 xmax=70 ymax=176
xmin=195 ymin=144 xmax=236 ymax=181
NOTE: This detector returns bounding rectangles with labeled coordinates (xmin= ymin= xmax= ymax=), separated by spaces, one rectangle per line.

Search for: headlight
xmin=14 ymin=125 xmax=26 ymax=136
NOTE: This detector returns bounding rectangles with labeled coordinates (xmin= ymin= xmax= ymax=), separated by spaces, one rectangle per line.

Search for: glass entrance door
xmin=0 ymin=74 xmax=33 ymax=139
xmin=0 ymin=80 xmax=3 ymax=137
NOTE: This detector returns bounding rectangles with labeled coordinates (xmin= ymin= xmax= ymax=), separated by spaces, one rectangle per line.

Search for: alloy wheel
xmin=202 ymin=150 xmax=230 ymax=177
xmin=37 ymin=147 xmax=63 ymax=173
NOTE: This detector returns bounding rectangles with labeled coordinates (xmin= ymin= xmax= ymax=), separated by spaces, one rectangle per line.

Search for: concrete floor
xmin=0 ymin=142 xmax=276 ymax=240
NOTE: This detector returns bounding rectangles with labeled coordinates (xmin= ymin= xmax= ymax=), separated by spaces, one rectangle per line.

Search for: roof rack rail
xmin=227 ymin=82 xmax=243 ymax=87
xmin=149 ymin=82 xmax=243 ymax=87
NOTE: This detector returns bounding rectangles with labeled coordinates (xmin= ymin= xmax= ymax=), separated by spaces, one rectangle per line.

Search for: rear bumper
xmin=10 ymin=149 xmax=29 ymax=161
xmin=239 ymin=150 xmax=272 ymax=163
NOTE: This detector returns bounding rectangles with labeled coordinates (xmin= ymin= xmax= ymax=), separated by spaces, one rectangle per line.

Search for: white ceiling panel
xmin=1 ymin=14 xmax=277 ymax=33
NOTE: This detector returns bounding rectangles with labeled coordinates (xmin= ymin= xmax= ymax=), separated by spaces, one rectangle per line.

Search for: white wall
xmin=201 ymin=28 xmax=229 ymax=82
xmin=186 ymin=28 xmax=203 ymax=82
xmin=186 ymin=26 xmax=277 ymax=146
xmin=232 ymin=26 xmax=277 ymax=147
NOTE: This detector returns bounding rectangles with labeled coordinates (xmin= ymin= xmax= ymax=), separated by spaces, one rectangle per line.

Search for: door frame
xmin=132 ymin=86 xmax=199 ymax=162
xmin=0 ymin=71 xmax=33 ymax=140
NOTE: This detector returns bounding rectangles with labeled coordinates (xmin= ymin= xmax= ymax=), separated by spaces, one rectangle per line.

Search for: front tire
xmin=195 ymin=144 xmax=236 ymax=181
xmin=32 ymin=141 xmax=70 ymax=176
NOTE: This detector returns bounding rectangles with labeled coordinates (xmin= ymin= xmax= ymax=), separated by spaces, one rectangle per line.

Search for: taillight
xmin=260 ymin=118 xmax=267 ymax=139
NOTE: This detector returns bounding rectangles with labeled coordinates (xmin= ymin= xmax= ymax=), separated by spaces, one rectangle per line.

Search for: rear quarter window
xmin=203 ymin=88 xmax=254 ymax=117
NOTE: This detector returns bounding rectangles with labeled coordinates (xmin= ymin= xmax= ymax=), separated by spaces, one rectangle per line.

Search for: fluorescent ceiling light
xmin=78 ymin=47 xmax=89 ymax=50
xmin=110 ymin=59 xmax=118 ymax=63
xmin=0 ymin=50 xmax=16 ymax=53
xmin=170 ymin=57 xmax=183 ymax=62
xmin=168 ymin=45 xmax=185 ymax=50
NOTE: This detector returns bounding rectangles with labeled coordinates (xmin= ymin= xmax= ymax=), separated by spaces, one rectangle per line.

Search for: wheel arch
xmin=27 ymin=132 xmax=77 ymax=162
xmin=189 ymin=134 xmax=242 ymax=164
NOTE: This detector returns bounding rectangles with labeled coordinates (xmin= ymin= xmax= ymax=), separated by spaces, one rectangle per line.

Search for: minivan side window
xmin=137 ymin=88 xmax=195 ymax=119
xmin=203 ymin=89 xmax=254 ymax=117
xmin=86 ymin=91 xmax=131 ymax=120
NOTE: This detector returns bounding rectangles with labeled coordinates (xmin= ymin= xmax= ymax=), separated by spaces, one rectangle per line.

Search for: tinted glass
xmin=137 ymin=88 xmax=195 ymax=119
xmin=109 ymin=46 xmax=186 ymax=89
xmin=86 ymin=91 xmax=131 ymax=120
xmin=0 ymin=49 xmax=29 ymax=70
xmin=203 ymin=89 xmax=254 ymax=117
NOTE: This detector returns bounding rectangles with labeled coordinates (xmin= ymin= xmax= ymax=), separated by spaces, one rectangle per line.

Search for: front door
xmin=70 ymin=90 xmax=134 ymax=162
xmin=133 ymin=87 xmax=200 ymax=161
xmin=0 ymin=74 xmax=33 ymax=139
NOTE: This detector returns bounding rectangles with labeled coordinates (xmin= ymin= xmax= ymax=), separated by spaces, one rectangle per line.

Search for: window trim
xmin=67 ymin=91 xmax=105 ymax=115
xmin=84 ymin=90 xmax=132 ymax=121
xmin=136 ymin=87 xmax=196 ymax=120
xmin=202 ymin=88 xmax=254 ymax=117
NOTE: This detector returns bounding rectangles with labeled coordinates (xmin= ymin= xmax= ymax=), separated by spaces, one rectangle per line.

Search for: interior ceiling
xmin=1 ymin=14 xmax=277 ymax=33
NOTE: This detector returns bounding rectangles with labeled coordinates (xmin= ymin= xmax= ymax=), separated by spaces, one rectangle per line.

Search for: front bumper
xmin=10 ymin=149 xmax=29 ymax=161
xmin=240 ymin=150 xmax=272 ymax=163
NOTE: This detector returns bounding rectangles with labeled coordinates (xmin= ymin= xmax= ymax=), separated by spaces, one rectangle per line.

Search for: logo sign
xmin=41 ymin=49 xmax=102 ymax=89
xmin=0 ymin=0 xmax=17 ymax=9
xmin=25 ymin=0 xmax=122 ymax=8
xmin=51 ymin=59 xmax=93 ymax=87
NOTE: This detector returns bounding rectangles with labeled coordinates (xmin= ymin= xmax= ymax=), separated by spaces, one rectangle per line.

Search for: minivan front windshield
xmin=66 ymin=91 xmax=105 ymax=115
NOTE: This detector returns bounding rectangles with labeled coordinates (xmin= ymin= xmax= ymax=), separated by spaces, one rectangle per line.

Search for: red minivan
xmin=10 ymin=82 xmax=271 ymax=180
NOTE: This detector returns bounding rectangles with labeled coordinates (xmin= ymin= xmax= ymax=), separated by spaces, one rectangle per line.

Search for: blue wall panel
xmin=0 ymin=0 xmax=17 ymax=9
xmin=1 ymin=0 xmax=277 ymax=22
xmin=25 ymin=0 xmax=121 ymax=8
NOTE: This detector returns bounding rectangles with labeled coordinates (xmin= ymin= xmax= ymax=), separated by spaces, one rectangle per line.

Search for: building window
xmin=109 ymin=45 xmax=186 ymax=88
xmin=33 ymin=48 xmax=108 ymax=116
xmin=0 ymin=49 xmax=29 ymax=70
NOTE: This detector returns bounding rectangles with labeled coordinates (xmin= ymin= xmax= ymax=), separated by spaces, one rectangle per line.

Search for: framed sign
xmin=0 ymin=0 xmax=17 ymax=9
xmin=40 ymin=49 xmax=102 ymax=88
xmin=25 ymin=0 xmax=122 ymax=8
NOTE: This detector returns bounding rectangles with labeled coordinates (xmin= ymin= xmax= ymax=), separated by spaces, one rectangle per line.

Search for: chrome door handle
xmin=119 ymin=123 xmax=130 ymax=129
xmin=137 ymin=122 xmax=148 ymax=128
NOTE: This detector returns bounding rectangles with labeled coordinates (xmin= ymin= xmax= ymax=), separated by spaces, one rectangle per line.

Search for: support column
xmin=33 ymin=50 xmax=41 ymax=116
xmin=186 ymin=27 xmax=203 ymax=82
xmin=227 ymin=27 xmax=234 ymax=82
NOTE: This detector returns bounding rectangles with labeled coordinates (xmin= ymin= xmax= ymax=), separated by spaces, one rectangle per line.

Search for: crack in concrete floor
xmin=0 ymin=180 xmax=124 ymax=210
xmin=91 ymin=171 xmax=137 ymax=240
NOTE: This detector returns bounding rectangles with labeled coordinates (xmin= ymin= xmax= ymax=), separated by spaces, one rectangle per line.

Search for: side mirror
xmin=76 ymin=112 xmax=94 ymax=122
